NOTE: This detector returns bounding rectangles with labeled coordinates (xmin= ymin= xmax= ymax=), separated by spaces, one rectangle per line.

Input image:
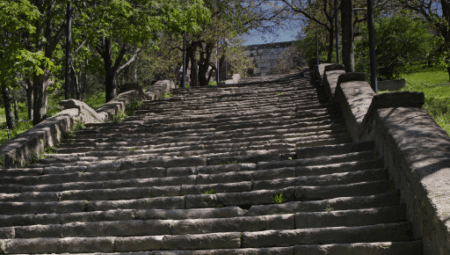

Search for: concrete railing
xmin=0 ymin=80 xmax=175 ymax=169
xmin=313 ymin=65 xmax=450 ymax=255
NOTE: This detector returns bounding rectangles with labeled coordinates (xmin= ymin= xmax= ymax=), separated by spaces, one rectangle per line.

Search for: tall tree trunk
xmin=105 ymin=68 xmax=116 ymax=102
xmin=219 ymin=55 xmax=226 ymax=81
xmin=327 ymin=29 xmax=334 ymax=63
xmin=14 ymin=98 xmax=19 ymax=121
xmin=441 ymin=0 xmax=450 ymax=81
xmin=198 ymin=43 xmax=214 ymax=87
xmin=341 ymin=0 xmax=354 ymax=72
xmin=2 ymin=84 xmax=15 ymax=129
xmin=33 ymin=71 xmax=50 ymax=126
xmin=25 ymin=78 xmax=33 ymax=121
xmin=189 ymin=45 xmax=199 ymax=87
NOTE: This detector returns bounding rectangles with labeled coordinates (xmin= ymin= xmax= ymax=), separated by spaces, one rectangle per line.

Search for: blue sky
xmin=244 ymin=28 xmax=300 ymax=46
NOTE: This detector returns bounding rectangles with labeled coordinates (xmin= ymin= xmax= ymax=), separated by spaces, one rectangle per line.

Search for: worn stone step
xmin=56 ymin=128 xmax=349 ymax=154
xmin=0 ymin=214 xmax=294 ymax=239
xmin=0 ymin=191 xmax=401 ymax=228
xmin=294 ymin=241 xmax=423 ymax=255
xmin=0 ymin=180 xmax=394 ymax=215
xmin=0 ymin=168 xmax=387 ymax=202
xmin=67 ymin=123 xmax=348 ymax=147
xmin=73 ymin=121 xmax=346 ymax=140
xmin=241 ymin=222 xmax=414 ymax=248
xmin=0 ymin=232 xmax=242 ymax=254
xmin=186 ymin=180 xmax=394 ymax=208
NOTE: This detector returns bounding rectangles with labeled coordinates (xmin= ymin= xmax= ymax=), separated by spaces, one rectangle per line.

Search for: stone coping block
xmin=324 ymin=64 xmax=345 ymax=72
xmin=146 ymin=80 xmax=175 ymax=100
xmin=323 ymin=69 xmax=346 ymax=101
xmin=0 ymin=80 xmax=175 ymax=169
xmin=359 ymin=92 xmax=425 ymax=137
xmin=312 ymin=63 xmax=332 ymax=85
xmin=378 ymin=78 xmax=406 ymax=91
xmin=336 ymin=72 xmax=366 ymax=89
xmin=225 ymin=74 xmax=241 ymax=85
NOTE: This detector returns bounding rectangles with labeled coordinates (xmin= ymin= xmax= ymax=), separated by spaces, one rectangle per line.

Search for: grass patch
xmin=112 ymin=110 xmax=127 ymax=122
xmin=128 ymin=147 xmax=138 ymax=152
xmin=125 ymin=98 xmax=142 ymax=116
xmin=216 ymin=160 xmax=238 ymax=165
xmin=272 ymin=193 xmax=287 ymax=204
xmin=392 ymin=65 xmax=450 ymax=135
xmin=203 ymin=188 xmax=216 ymax=195
xmin=276 ymin=92 xmax=284 ymax=96
xmin=208 ymin=81 xmax=217 ymax=86
xmin=163 ymin=92 xmax=173 ymax=98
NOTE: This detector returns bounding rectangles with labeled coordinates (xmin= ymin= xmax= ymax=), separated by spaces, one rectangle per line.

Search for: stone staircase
xmin=0 ymin=73 xmax=422 ymax=254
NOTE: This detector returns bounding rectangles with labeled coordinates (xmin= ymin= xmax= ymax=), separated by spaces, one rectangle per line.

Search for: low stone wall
xmin=0 ymin=80 xmax=175 ymax=169
xmin=314 ymin=65 xmax=450 ymax=254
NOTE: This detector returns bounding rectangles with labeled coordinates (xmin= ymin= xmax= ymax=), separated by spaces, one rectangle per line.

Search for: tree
xmin=355 ymin=13 xmax=434 ymax=80
xmin=76 ymin=0 xmax=211 ymax=102
xmin=0 ymin=0 xmax=50 ymax=128
xmin=396 ymin=0 xmax=450 ymax=81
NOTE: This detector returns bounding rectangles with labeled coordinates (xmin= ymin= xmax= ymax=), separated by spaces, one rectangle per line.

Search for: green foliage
xmin=276 ymin=92 xmax=284 ymax=96
xmin=163 ymin=92 xmax=173 ymax=98
xmin=44 ymin=146 xmax=56 ymax=154
xmin=125 ymin=98 xmax=142 ymax=116
xmin=128 ymin=148 xmax=138 ymax=152
xmin=203 ymin=188 xmax=216 ymax=195
xmin=216 ymin=160 xmax=238 ymax=165
xmin=397 ymin=65 xmax=450 ymax=135
xmin=296 ymin=27 xmax=334 ymax=68
xmin=272 ymin=193 xmax=287 ymax=204
xmin=208 ymin=81 xmax=217 ymax=86
xmin=112 ymin=110 xmax=128 ymax=122
xmin=355 ymin=13 xmax=434 ymax=80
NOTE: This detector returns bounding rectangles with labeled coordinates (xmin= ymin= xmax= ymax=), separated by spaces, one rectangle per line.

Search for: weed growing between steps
xmin=203 ymin=188 xmax=216 ymax=195
xmin=112 ymin=110 xmax=127 ymax=122
xmin=272 ymin=193 xmax=287 ymax=204
xmin=125 ymin=98 xmax=142 ymax=116
xmin=164 ymin=92 xmax=173 ymax=98
xmin=64 ymin=120 xmax=85 ymax=139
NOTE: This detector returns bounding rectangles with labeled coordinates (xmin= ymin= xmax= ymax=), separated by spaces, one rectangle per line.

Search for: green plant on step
xmin=128 ymin=147 xmax=138 ymax=152
xmin=164 ymin=92 xmax=173 ymax=98
xmin=216 ymin=160 xmax=238 ymax=165
xmin=125 ymin=98 xmax=142 ymax=116
xmin=44 ymin=146 xmax=56 ymax=154
xmin=112 ymin=110 xmax=128 ymax=122
xmin=216 ymin=204 xmax=223 ymax=208
xmin=276 ymin=92 xmax=284 ymax=96
xmin=203 ymin=188 xmax=216 ymax=195
xmin=325 ymin=203 xmax=334 ymax=212
xmin=272 ymin=193 xmax=286 ymax=204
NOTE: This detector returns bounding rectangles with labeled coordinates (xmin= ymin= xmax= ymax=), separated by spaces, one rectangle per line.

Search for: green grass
xmin=384 ymin=65 xmax=450 ymax=135
xmin=208 ymin=81 xmax=217 ymax=86
xmin=272 ymin=193 xmax=287 ymax=204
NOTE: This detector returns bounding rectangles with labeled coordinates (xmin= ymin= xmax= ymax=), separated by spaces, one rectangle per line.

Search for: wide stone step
xmin=4 ymin=242 xmax=421 ymax=255
xmin=0 ymin=206 xmax=407 ymax=239
xmin=0 ymin=168 xmax=388 ymax=202
xmin=0 ymin=191 xmax=402 ymax=228
xmin=294 ymin=241 xmax=423 ymax=255
xmin=0 ymin=181 xmax=394 ymax=215
xmin=0 ymin=223 xmax=414 ymax=254
xmin=56 ymin=128 xmax=349 ymax=154
xmin=55 ymin=134 xmax=349 ymax=157
xmin=70 ymin=123 xmax=348 ymax=144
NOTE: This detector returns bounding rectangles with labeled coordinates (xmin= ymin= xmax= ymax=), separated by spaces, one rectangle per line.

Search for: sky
xmin=244 ymin=27 xmax=301 ymax=46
